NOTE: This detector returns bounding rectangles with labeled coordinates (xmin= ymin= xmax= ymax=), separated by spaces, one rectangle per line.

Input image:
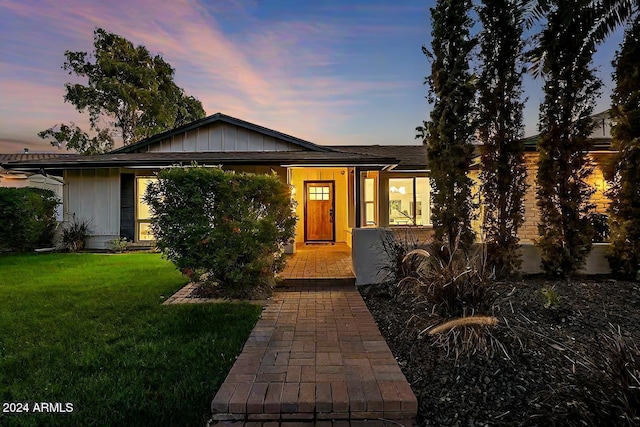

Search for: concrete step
xmin=277 ymin=277 xmax=356 ymax=288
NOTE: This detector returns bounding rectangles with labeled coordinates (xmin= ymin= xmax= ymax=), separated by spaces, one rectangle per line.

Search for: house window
xmin=364 ymin=177 xmax=377 ymax=226
xmin=136 ymin=177 xmax=156 ymax=241
xmin=308 ymin=185 xmax=330 ymax=200
xmin=388 ymin=177 xmax=431 ymax=226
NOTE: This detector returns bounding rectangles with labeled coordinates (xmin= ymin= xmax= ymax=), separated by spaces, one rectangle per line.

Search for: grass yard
xmin=0 ymin=253 xmax=261 ymax=427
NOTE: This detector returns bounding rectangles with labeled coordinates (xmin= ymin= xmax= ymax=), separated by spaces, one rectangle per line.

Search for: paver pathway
xmin=211 ymin=285 xmax=417 ymax=425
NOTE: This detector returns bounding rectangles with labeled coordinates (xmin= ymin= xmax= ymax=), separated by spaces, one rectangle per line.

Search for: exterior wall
xmin=144 ymin=122 xmax=305 ymax=153
xmin=289 ymin=167 xmax=350 ymax=245
xmin=64 ymin=168 xmax=120 ymax=249
xmin=353 ymin=229 xmax=611 ymax=286
xmin=520 ymin=242 xmax=610 ymax=274
xmin=518 ymin=152 xmax=613 ymax=242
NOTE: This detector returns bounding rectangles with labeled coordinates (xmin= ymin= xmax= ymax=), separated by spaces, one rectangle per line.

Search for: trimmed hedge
xmin=0 ymin=187 xmax=59 ymax=252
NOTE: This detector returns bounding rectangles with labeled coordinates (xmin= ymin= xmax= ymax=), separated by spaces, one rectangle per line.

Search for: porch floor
xmin=278 ymin=243 xmax=355 ymax=286
xmin=210 ymin=285 xmax=417 ymax=425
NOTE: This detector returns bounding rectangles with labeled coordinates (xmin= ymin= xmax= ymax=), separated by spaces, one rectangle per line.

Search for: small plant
xmin=599 ymin=326 xmax=640 ymax=423
xmin=376 ymin=226 xmax=428 ymax=284
xmin=424 ymin=315 xmax=502 ymax=360
xmin=61 ymin=215 xmax=92 ymax=252
xmin=541 ymin=286 xmax=561 ymax=309
xmin=108 ymin=237 xmax=129 ymax=253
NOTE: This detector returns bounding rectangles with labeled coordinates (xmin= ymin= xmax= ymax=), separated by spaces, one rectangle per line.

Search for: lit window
xmin=136 ymin=177 xmax=156 ymax=241
xmin=364 ymin=177 xmax=376 ymax=226
xmin=388 ymin=177 xmax=431 ymax=226
xmin=308 ymin=186 xmax=330 ymax=201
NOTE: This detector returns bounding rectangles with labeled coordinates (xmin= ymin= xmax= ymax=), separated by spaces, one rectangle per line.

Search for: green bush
xmin=144 ymin=166 xmax=296 ymax=297
xmin=0 ymin=187 xmax=59 ymax=252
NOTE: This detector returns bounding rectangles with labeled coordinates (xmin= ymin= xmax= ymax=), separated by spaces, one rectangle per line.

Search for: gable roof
xmin=111 ymin=113 xmax=331 ymax=154
xmin=522 ymin=110 xmax=613 ymax=151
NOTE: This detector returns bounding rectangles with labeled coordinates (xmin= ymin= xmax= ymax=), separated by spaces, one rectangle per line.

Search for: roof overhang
xmin=2 ymin=152 xmax=398 ymax=171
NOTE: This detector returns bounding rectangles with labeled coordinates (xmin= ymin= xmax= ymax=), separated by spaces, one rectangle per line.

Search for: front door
xmin=305 ymin=181 xmax=335 ymax=241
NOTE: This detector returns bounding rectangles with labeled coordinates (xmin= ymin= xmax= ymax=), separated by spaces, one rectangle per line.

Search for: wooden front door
xmin=305 ymin=181 xmax=335 ymax=241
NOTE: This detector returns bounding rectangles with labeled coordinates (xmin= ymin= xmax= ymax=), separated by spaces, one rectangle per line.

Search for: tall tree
xmin=607 ymin=13 xmax=640 ymax=280
xmin=418 ymin=0 xmax=477 ymax=252
xmin=39 ymin=28 xmax=205 ymax=154
xmin=477 ymin=0 xmax=528 ymax=278
xmin=534 ymin=0 xmax=602 ymax=277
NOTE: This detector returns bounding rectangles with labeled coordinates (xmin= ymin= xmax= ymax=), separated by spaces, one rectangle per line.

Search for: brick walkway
xmin=279 ymin=244 xmax=355 ymax=286
xmin=210 ymin=285 xmax=417 ymax=425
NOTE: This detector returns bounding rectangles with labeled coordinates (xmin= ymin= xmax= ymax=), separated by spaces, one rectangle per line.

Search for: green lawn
xmin=0 ymin=253 xmax=261 ymax=427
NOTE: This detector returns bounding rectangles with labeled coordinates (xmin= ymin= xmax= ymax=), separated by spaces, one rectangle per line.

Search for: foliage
xmin=533 ymin=0 xmax=602 ymax=277
xmin=477 ymin=0 xmax=528 ymax=278
xmin=417 ymin=0 xmax=477 ymax=252
xmin=0 ymin=187 xmax=59 ymax=252
xmin=425 ymin=315 xmax=502 ymax=360
xmin=38 ymin=122 xmax=114 ymax=154
xmin=108 ymin=236 xmax=129 ymax=253
xmin=376 ymin=227 xmax=429 ymax=284
xmin=540 ymin=286 xmax=561 ymax=308
xmin=598 ymin=326 xmax=640 ymax=423
xmin=396 ymin=232 xmax=496 ymax=318
xmin=588 ymin=212 xmax=610 ymax=243
xmin=144 ymin=166 xmax=296 ymax=297
xmin=38 ymin=28 xmax=205 ymax=154
xmin=530 ymin=0 xmax=637 ymax=76
xmin=607 ymin=14 xmax=640 ymax=280
xmin=0 ymin=253 xmax=260 ymax=426
xmin=61 ymin=215 xmax=92 ymax=252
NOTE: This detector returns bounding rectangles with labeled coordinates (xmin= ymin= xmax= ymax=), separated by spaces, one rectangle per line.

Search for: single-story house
xmin=1 ymin=112 xmax=614 ymax=282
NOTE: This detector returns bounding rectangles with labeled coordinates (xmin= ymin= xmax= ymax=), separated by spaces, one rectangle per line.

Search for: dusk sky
xmin=0 ymin=0 xmax=625 ymax=154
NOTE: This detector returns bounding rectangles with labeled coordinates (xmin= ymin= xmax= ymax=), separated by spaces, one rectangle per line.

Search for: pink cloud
xmin=1 ymin=0 xmax=414 ymax=149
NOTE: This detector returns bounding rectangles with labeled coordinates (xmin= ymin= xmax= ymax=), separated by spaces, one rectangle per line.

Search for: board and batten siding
xmin=143 ymin=122 xmax=305 ymax=153
xmin=64 ymin=168 xmax=120 ymax=249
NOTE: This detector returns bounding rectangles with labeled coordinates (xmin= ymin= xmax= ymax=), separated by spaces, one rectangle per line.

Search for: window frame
xmin=385 ymin=174 xmax=432 ymax=227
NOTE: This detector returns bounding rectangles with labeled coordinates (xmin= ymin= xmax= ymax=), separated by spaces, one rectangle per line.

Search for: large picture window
xmin=388 ymin=177 xmax=431 ymax=226
xmin=136 ymin=177 xmax=156 ymax=241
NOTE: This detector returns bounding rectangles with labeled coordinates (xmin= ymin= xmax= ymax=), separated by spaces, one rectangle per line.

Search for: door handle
xmin=329 ymin=208 xmax=334 ymax=223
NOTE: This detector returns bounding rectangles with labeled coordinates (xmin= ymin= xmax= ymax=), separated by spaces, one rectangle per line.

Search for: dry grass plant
xmin=599 ymin=325 xmax=640 ymax=424
xmin=392 ymin=231 xmax=504 ymax=359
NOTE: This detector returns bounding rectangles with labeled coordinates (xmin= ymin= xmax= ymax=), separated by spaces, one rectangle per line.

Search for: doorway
xmin=304 ymin=181 xmax=335 ymax=242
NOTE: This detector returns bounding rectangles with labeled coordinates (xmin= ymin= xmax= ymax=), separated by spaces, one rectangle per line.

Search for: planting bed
xmin=362 ymin=277 xmax=640 ymax=426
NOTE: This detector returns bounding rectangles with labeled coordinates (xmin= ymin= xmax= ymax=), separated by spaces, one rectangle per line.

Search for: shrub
xmin=0 ymin=187 xmax=59 ymax=252
xmin=397 ymin=232 xmax=496 ymax=318
xmin=108 ymin=237 xmax=129 ymax=253
xmin=61 ymin=215 xmax=92 ymax=252
xmin=144 ymin=166 xmax=296 ymax=298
